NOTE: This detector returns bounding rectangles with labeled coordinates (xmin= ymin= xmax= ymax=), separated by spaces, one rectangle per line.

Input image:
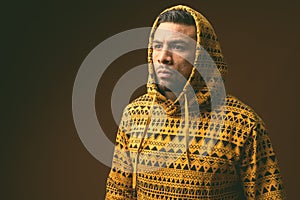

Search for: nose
xmin=158 ymin=49 xmax=172 ymax=65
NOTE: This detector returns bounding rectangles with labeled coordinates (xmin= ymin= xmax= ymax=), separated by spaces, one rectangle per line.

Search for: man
xmin=105 ymin=5 xmax=286 ymax=199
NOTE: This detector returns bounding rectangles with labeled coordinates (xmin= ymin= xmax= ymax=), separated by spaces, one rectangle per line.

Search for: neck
xmin=163 ymin=91 xmax=178 ymax=101
xmin=157 ymin=85 xmax=183 ymax=102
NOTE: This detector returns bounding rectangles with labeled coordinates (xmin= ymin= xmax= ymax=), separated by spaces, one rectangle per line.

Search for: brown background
xmin=3 ymin=0 xmax=299 ymax=199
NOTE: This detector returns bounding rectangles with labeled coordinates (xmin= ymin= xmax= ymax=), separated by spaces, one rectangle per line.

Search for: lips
xmin=156 ymin=69 xmax=173 ymax=78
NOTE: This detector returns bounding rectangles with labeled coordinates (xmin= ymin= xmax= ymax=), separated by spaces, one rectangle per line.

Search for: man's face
xmin=152 ymin=22 xmax=196 ymax=93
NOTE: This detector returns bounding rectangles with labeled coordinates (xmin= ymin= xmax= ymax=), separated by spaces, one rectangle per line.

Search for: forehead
xmin=153 ymin=22 xmax=196 ymax=41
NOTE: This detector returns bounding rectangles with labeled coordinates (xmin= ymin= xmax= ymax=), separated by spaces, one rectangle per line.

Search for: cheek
xmin=182 ymin=53 xmax=195 ymax=66
xmin=152 ymin=51 xmax=158 ymax=61
xmin=178 ymin=62 xmax=193 ymax=78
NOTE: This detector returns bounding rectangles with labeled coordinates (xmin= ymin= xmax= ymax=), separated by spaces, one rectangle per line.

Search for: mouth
xmin=156 ymin=69 xmax=173 ymax=78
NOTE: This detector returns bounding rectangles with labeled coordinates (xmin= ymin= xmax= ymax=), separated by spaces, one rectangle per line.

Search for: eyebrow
xmin=152 ymin=39 xmax=189 ymax=45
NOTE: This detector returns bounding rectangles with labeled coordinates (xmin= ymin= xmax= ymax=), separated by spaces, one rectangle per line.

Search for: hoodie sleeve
xmin=105 ymin=107 xmax=137 ymax=200
xmin=239 ymin=120 xmax=287 ymax=199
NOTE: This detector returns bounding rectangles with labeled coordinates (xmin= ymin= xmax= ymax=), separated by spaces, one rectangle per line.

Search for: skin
xmin=152 ymin=22 xmax=196 ymax=101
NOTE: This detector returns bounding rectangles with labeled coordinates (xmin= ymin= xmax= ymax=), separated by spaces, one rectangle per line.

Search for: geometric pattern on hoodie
xmin=106 ymin=94 xmax=286 ymax=199
xmin=105 ymin=5 xmax=286 ymax=200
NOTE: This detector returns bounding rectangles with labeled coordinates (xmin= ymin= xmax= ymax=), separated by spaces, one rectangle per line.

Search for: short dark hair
xmin=157 ymin=10 xmax=196 ymax=26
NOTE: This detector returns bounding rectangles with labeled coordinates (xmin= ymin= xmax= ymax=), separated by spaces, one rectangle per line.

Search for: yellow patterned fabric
xmin=105 ymin=5 xmax=286 ymax=200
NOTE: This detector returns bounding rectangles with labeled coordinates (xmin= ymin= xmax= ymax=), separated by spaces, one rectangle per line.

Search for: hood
xmin=147 ymin=5 xmax=227 ymax=115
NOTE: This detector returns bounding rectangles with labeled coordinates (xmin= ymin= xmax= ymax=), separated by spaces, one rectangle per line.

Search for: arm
xmin=239 ymin=120 xmax=287 ymax=199
xmin=105 ymin=108 xmax=136 ymax=200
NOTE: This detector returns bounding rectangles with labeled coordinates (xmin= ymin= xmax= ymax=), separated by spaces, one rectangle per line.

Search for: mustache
xmin=155 ymin=65 xmax=175 ymax=74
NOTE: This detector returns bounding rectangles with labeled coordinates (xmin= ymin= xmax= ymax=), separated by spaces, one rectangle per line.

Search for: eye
xmin=171 ymin=44 xmax=185 ymax=51
xmin=153 ymin=44 xmax=162 ymax=50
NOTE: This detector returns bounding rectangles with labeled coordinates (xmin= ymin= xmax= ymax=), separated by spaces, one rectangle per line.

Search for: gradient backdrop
xmin=3 ymin=0 xmax=299 ymax=199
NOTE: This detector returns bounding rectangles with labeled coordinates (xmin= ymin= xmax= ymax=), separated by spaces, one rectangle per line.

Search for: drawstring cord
xmin=132 ymin=93 xmax=191 ymax=194
xmin=183 ymin=94 xmax=191 ymax=169
xmin=132 ymin=94 xmax=157 ymax=193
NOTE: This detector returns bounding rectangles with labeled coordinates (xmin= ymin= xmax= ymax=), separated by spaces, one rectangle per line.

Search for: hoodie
xmin=105 ymin=5 xmax=286 ymax=200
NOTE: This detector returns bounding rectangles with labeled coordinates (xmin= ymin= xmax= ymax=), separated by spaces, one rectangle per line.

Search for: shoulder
xmin=122 ymin=93 xmax=154 ymax=114
xmin=225 ymin=94 xmax=265 ymax=129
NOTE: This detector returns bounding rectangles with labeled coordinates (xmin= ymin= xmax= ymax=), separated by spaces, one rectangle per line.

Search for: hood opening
xmin=147 ymin=5 xmax=227 ymax=115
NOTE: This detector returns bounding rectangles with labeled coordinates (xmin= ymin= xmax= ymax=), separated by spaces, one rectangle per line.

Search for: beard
xmin=156 ymin=77 xmax=186 ymax=94
xmin=154 ymin=64 xmax=191 ymax=95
